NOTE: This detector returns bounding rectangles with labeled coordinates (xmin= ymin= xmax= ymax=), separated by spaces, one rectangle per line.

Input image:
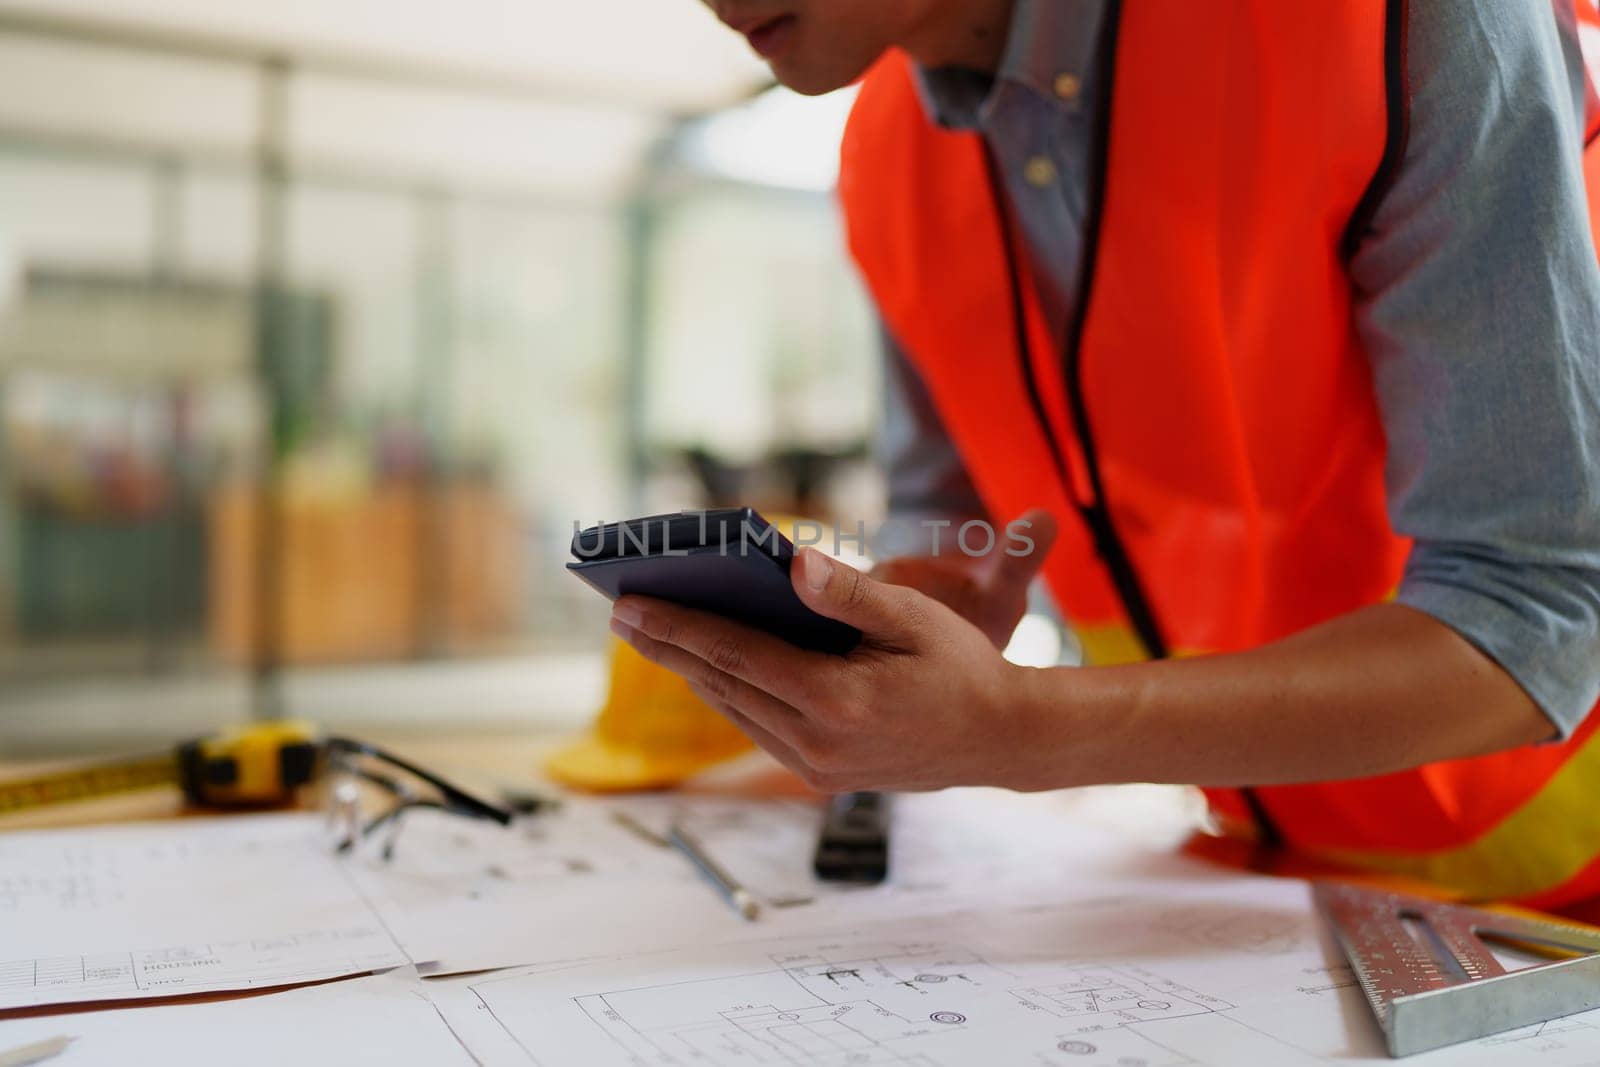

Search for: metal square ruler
xmin=1316 ymin=881 xmax=1600 ymax=1057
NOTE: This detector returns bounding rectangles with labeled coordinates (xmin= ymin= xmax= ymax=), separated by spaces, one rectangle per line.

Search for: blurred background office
xmin=0 ymin=0 xmax=884 ymax=754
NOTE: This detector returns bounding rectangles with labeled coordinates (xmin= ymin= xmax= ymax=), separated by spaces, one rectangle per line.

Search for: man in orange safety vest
xmin=609 ymin=0 xmax=1600 ymax=912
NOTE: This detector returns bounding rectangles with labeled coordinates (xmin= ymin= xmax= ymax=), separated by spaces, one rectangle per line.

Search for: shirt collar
xmin=913 ymin=0 xmax=1105 ymax=130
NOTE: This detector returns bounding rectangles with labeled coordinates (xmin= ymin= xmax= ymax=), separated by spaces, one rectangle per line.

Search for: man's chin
xmin=768 ymin=52 xmax=880 ymax=97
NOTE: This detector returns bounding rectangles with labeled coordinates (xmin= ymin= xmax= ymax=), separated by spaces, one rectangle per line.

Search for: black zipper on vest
xmin=983 ymin=0 xmax=1283 ymax=849
xmin=1340 ymin=0 xmax=1411 ymax=258
xmin=983 ymin=0 xmax=1166 ymax=663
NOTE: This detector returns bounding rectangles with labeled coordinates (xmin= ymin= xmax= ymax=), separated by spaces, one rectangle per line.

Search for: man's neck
xmin=899 ymin=0 xmax=1015 ymax=73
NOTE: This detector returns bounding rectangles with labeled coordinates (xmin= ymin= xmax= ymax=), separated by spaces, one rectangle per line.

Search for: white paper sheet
xmin=341 ymin=802 xmax=749 ymax=975
xmin=350 ymin=788 xmax=1194 ymax=977
xmin=0 ymin=814 xmax=408 ymax=1008
xmin=428 ymin=874 xmax=1600 ymax=1067
xmin=607 ymin=788 xmax=1211 ymax=904
xmin=0 ymin=971 xmax=476 ymax=1067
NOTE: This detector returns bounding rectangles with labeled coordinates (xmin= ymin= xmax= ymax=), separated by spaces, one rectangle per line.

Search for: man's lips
xmin=724 ymin=12 xmax=797 ymax=59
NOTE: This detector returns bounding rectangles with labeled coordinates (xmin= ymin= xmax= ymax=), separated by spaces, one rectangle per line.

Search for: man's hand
xmin=608 ymin=548 xmax=1042 ymax=793
xmin=870 ymin=508 xmax=1058 ymax=649
xmin=608 ymin=519 xmax=1555 ymax=798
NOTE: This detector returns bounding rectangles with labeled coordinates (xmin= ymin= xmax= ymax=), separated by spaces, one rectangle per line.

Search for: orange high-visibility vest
xmin=840 ymin=2 xmax=1600 ymax=908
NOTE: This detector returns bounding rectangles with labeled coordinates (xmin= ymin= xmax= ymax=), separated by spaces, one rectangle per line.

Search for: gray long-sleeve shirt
xmin=880 ymin=0 xmax=1600 ymax=735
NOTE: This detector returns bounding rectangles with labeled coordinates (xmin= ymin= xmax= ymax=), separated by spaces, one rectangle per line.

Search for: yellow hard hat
xmin=544 ymin=635 xmax=754 ymax=792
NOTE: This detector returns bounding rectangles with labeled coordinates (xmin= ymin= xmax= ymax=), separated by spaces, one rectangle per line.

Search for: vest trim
xmin=1308 ymin=721 xmax=1600 ymax=904
xmin=1341 ymin=0 xmax=1412 ymax=258
xmin=984 ymin=0 xmax=1294 ymax=846
xmin=1051 ymin=0 xmax=1172 ymax=664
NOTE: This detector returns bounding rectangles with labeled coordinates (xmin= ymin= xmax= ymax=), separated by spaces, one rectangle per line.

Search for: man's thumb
xmin=794 ymin=548 xmax=916 ymax=636
xmin=991 ymin=508 xmax=1059 ymax=591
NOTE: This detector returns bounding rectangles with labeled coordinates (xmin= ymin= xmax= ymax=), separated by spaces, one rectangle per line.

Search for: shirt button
xmin=1023 ymin=155 xmax=1058 ymax=188
xmin=1053 ymin=72 xmax=1082 ymax=101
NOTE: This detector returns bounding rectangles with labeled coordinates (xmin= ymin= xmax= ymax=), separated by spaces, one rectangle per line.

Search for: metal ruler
xmin=1316 ymin=881 xmax=1600 ymax=1057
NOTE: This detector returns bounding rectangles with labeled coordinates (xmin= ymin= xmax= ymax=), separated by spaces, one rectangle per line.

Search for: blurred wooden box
xmin=209 ymin=483 xmax=520 ymax=665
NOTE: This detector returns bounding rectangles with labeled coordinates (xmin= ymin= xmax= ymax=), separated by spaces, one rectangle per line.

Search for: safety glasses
xmin=321 ymin=736 xmax=513 ymax=861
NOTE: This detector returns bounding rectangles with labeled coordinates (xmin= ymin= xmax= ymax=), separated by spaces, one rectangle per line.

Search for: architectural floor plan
xmin=427 ymin=880 xmax=1600 ymax=1067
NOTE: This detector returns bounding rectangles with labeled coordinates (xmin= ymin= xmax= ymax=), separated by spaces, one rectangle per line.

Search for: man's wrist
xmin=990 ymin=661 xmax=1136 ymax=792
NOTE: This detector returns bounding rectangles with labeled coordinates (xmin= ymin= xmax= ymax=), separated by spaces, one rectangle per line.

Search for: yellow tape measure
xmin=0 ymin=721 xmax=323 ymax=815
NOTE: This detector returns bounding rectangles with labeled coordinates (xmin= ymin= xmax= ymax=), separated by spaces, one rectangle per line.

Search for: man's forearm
xmin=1012 ymin=603 xmax=1555 ymax=791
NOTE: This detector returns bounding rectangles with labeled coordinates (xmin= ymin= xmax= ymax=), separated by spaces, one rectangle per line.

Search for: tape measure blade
xmin=0 ymin=753 xmax=179 ymax=814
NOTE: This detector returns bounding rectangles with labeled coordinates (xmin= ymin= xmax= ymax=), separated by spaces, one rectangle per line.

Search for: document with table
xmin=0 ymin=814 xmax=407 ymax=1009
xmin=7 ymin=790 xmax=1600 ymax=1065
